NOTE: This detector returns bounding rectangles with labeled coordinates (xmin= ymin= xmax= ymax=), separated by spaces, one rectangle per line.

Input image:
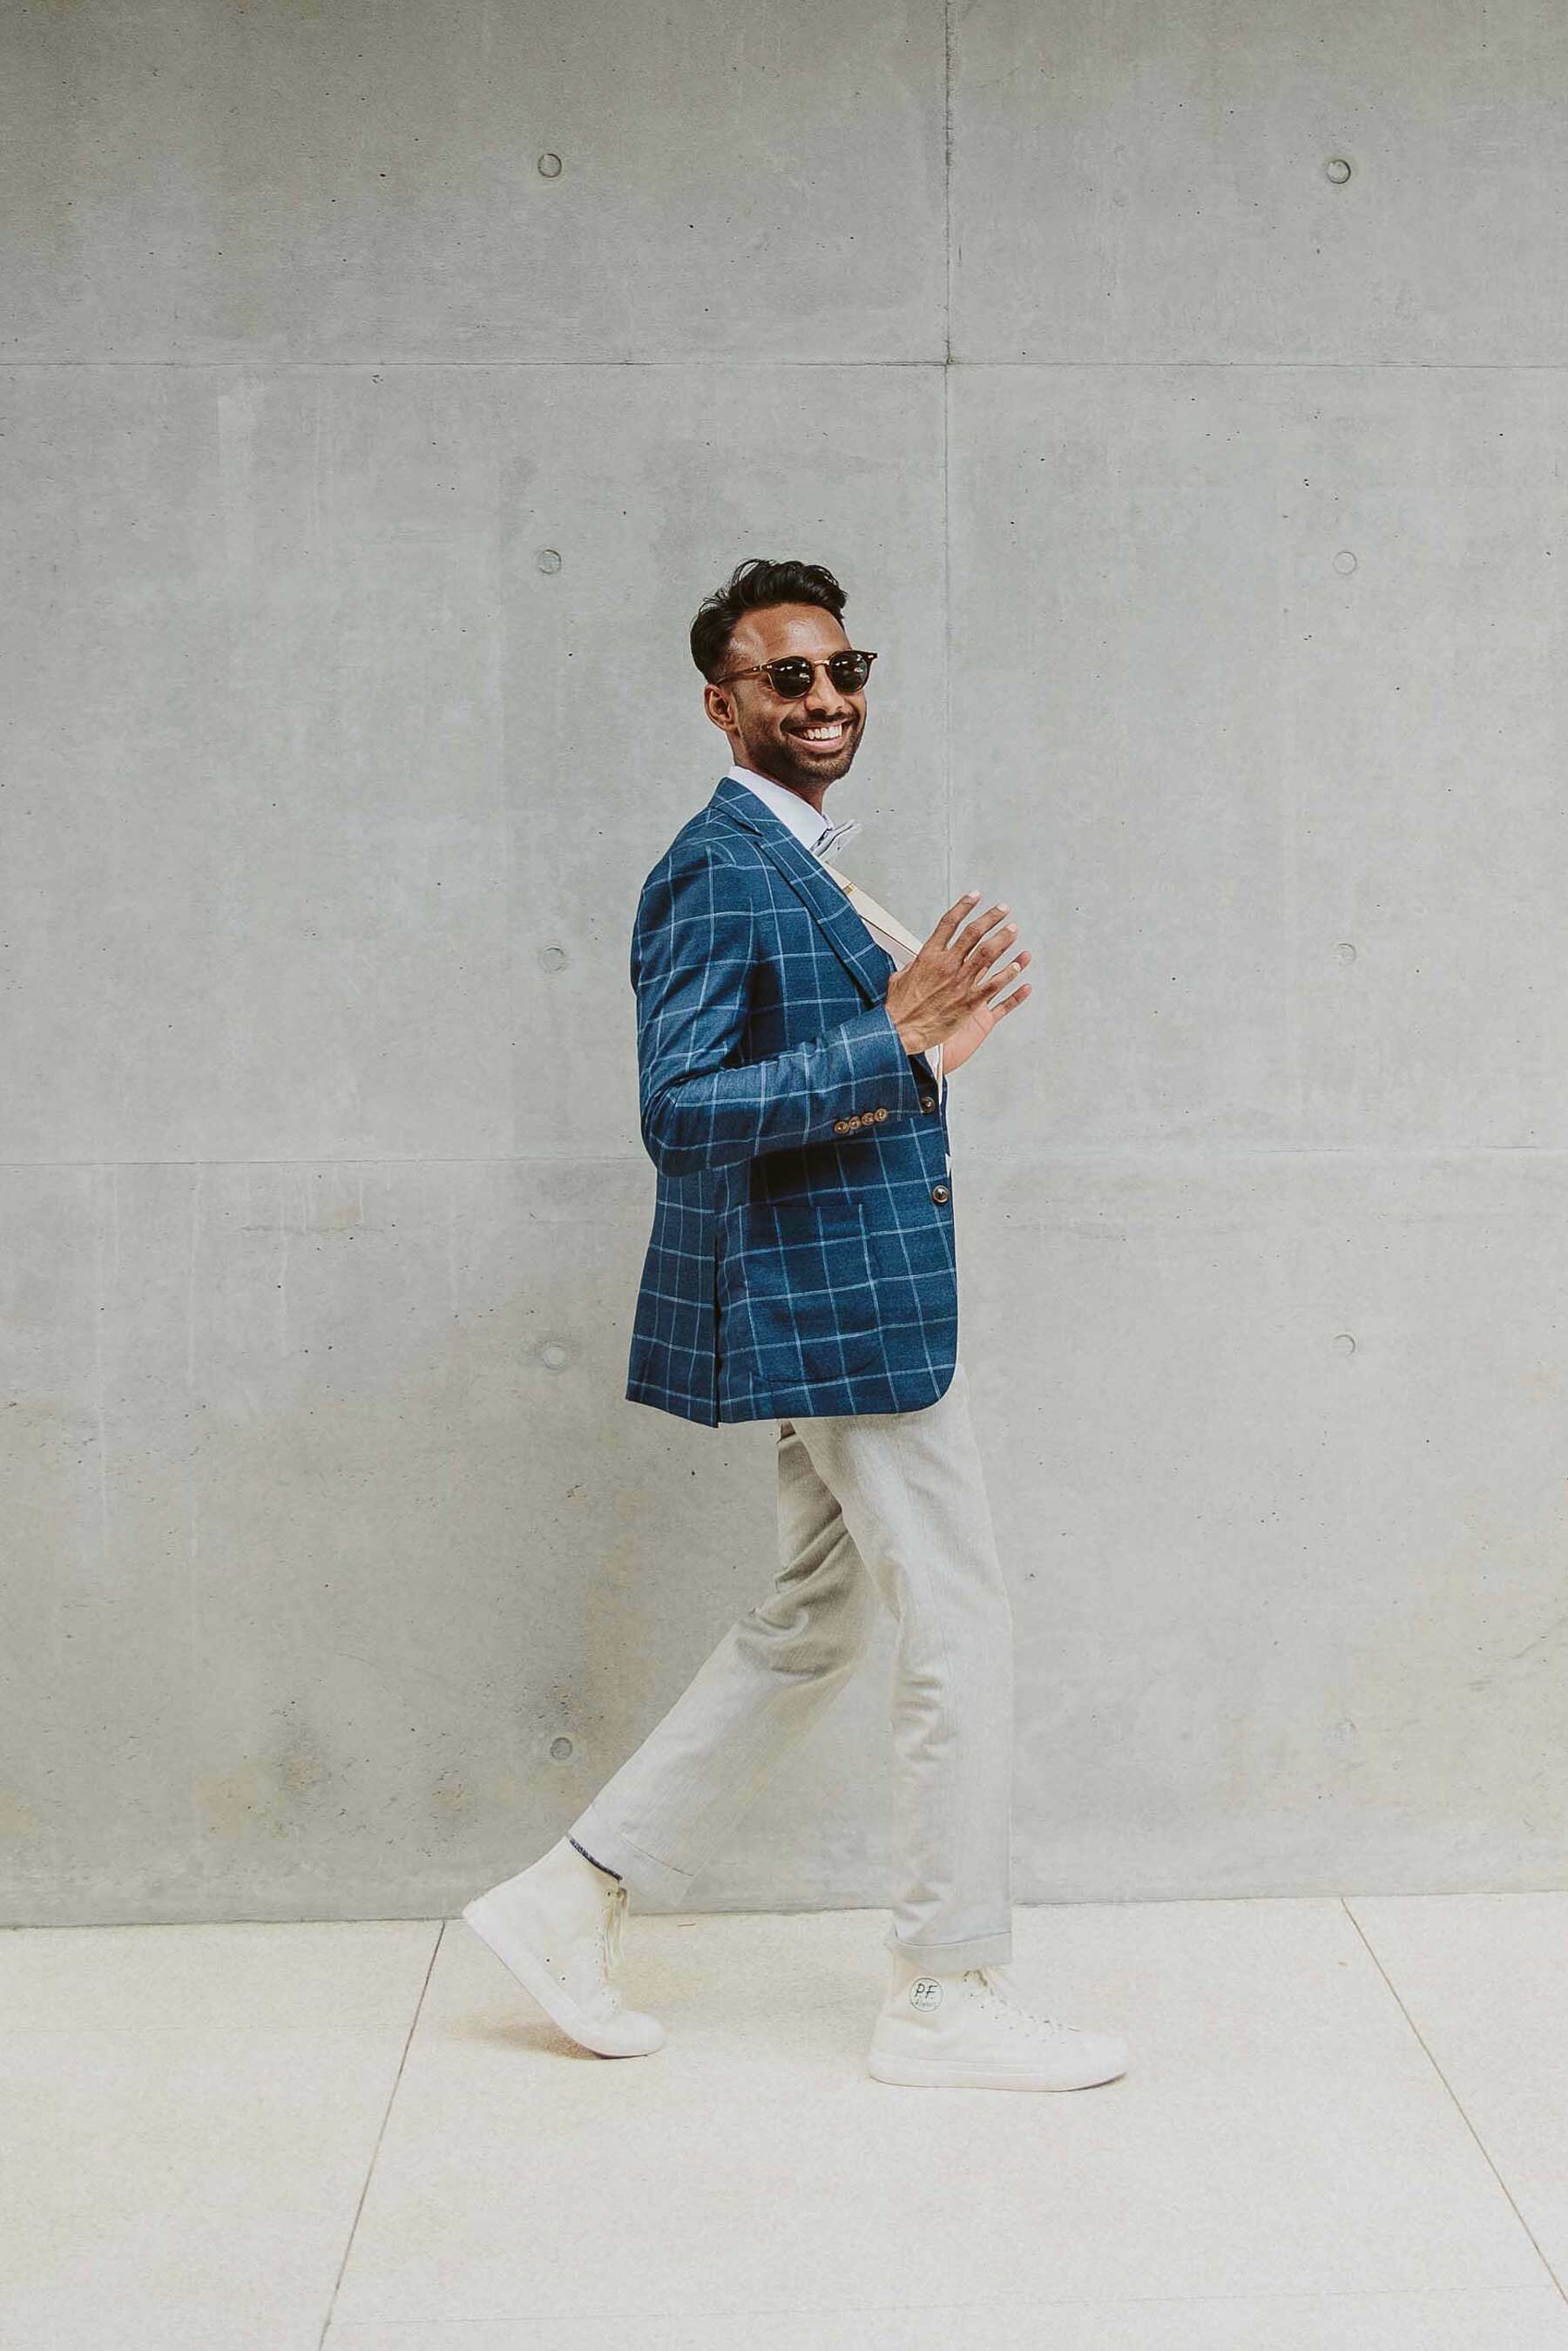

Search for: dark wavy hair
xmin=690 ymin=557 xmax=848 ymax=682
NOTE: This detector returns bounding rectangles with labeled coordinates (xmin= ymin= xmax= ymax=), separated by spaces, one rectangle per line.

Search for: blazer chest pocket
xmin=744 ymin=1192 xmax=881 ymax=1378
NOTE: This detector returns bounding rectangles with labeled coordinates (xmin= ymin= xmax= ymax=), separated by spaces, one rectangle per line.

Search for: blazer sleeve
xmin=633 ymin=842 xmax=926 ymax=1177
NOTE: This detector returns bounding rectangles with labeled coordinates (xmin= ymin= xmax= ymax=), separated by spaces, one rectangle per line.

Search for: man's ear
xmin=703 ymin=686 xmax=736 ymax=734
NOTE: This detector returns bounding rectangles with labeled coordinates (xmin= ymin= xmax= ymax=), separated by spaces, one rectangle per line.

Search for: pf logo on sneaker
xmin=909 ymin=1977 xmax=943 ymax=2010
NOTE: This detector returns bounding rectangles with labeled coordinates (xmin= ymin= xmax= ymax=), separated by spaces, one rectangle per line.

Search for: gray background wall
xmin=3 ymin=0 xmax=1565 ymax=1928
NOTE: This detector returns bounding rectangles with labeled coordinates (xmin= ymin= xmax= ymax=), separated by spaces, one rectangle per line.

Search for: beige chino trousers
xmin=570 ymin=1360 xmax=1015 ymax=1971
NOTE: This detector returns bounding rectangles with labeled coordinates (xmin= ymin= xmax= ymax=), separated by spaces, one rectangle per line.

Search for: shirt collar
xmin=724 ymin=762 xmax=835 ymax=855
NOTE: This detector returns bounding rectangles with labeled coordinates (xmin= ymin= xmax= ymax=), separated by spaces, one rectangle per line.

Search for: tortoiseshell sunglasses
xmin=713 ymin=651 xmax=877 ymax=699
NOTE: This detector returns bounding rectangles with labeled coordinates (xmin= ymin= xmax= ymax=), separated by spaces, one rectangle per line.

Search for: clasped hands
xmin=885 ymin=893 xmax=1032 ymax=1078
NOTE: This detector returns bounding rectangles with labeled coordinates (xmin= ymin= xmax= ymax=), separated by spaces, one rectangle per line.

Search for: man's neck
xmin=728 ymin=757 xmax=823 ymax=819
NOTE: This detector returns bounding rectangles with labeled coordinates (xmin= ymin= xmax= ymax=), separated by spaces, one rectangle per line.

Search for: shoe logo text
xmin=909 ymin=1977 xmax=943 ymax=2010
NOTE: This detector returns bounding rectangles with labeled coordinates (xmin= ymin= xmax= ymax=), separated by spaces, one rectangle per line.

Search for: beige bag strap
xmin=820 ymin=861 xmax=943 ymax=1085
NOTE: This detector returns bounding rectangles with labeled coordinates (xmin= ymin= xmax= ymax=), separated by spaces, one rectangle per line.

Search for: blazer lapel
xmin=821 ymin=861 xmax=943 ymax=1086
xmin=706 ymin=773 xmax=895 ymax=1010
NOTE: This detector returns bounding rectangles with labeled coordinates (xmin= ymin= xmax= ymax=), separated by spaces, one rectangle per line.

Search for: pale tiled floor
xmin=3 ymin=1895 xmax=1568 ymax=2351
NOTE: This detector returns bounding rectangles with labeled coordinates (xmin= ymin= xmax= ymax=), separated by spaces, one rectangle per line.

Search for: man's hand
xmin=885 ymin=892 xmax=1032 ymax=1066
xmin=934 ymin=960 xmax=1033 ymax=1072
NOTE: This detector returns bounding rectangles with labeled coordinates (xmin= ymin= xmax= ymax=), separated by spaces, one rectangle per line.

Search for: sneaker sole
xmin=868 ymin=2047 xmax=1126 ymax=2091
xmin=460 ymin=1894 xmax=661 ymax=2058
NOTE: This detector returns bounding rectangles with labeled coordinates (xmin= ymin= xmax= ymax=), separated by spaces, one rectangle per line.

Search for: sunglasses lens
xmin=759 ymin=653 xmax=873 ymax=696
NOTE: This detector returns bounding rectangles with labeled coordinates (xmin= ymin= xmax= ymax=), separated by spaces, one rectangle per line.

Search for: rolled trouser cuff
xmin=566 ymin=1807 xmax=696 ymax=1908
xmin=885 ymin=1921 xmax=1014 ymax=1971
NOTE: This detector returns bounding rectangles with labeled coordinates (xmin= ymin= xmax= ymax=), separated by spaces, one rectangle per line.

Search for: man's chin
xmin=779 ymin=736 xmax=859 ymax=784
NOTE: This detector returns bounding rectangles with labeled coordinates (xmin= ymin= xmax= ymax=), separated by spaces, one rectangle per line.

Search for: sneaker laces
xmin=965 ymin=1963 xmax=1078 ymax=2035
xmin=592 ymin=1879 xmax=629 ymax=2014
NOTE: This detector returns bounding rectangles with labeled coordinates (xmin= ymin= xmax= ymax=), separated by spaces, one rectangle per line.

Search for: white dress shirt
xmin=724 ymin=762 xmax=837 ymax=854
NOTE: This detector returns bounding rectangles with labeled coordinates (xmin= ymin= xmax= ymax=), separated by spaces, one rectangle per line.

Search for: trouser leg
xmin=569 ymin=1418 xmax=880 ymax=1908
xmin=788 ymin=1361 xmax=1015 ymax=1971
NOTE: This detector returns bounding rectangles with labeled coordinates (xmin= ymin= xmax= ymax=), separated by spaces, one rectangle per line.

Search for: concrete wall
xmin=3 ymin=0 xmax=1565 ymax=1926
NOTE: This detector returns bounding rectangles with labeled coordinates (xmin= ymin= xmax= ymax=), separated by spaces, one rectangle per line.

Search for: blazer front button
xmin=919 ymin=1094 xmax=936 ymax=1111
xmin=931 ymin=1183 xmax=950 ymax=1205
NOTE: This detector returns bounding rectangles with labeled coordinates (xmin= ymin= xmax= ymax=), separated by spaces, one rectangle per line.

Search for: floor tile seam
xmin=324 ymin=2280 xmax=1568 ymax=2328
xmin=318 ymin=1919 xmax=446 ymax=2351
xmin=1340 ymin=1895 xmax=1568 ymax=2307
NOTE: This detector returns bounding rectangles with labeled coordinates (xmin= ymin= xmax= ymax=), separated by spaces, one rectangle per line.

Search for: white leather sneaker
xmin=868 ymin=1953 xmax=1128 ymax=2090
xmin=462 ymin=1837 xmax=665 ymax=2057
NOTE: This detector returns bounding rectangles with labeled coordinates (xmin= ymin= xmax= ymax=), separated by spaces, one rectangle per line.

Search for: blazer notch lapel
xmin=706 ymin=776 xmax=893 ymax=1010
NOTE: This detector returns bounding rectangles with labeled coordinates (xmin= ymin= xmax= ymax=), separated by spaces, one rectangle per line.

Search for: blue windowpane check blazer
xmin=625 ymin=772 xmax=958 ymax=1426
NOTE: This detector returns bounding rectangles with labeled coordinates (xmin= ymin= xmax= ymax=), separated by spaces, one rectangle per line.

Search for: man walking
xmin=464 ymin=558 xmax=1128 ymax=2091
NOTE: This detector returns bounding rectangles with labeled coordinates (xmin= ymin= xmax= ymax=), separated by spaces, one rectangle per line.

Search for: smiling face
xmin=702 ymin=601 xmax=867 ymax=806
